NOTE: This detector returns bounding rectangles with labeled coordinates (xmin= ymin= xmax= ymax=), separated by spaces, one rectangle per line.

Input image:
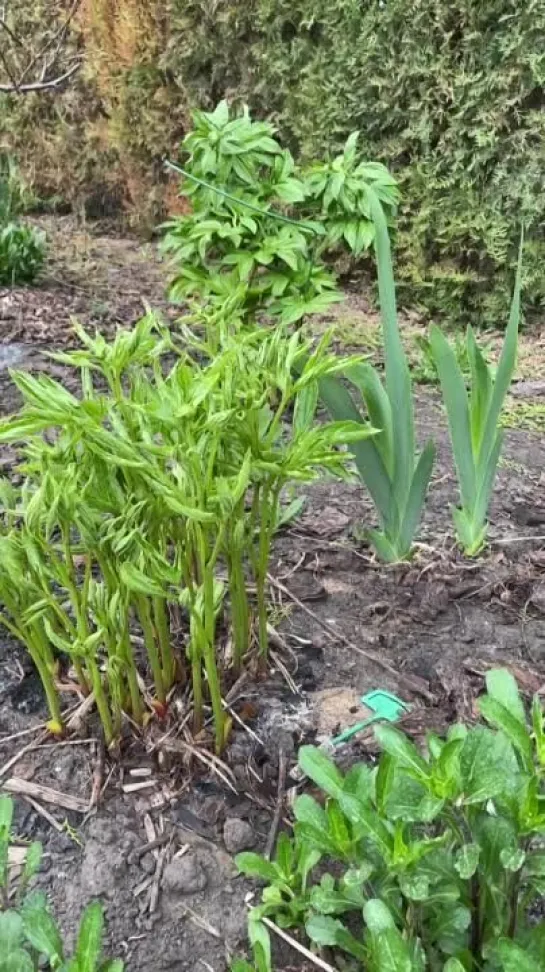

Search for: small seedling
xmin=0 ymin=795 xmax=123 ymax=970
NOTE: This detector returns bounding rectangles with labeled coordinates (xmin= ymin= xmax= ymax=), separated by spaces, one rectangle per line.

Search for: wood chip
xmin=121 ymin=780 xmax=157 ymax=794
xmin=3 ymin=778 xmax=88 ymax=813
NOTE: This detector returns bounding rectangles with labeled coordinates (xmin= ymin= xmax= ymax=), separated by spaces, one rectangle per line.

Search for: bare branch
xmin=0 ymin=0 xmax=83 ymax=95
xmin=0 ymin=59 xmax=82 ymax=94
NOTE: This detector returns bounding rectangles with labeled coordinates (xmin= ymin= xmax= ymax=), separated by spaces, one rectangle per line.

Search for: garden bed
xmin=1 ymin=218 xmax=545 ymax=972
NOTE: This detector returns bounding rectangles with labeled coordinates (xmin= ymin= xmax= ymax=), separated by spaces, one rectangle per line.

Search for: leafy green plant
xmin=238 ymin=668 xmax=545 ymax=971
xmin=0 ymin=156 xmax=45 ymax=286
xmin=0 ymin=223 xmax=45 ymax=286
xmin=429 ymin=244 xmax=522 ymax=555
xmin=0 ymin=314 xmax=370 ymax=752
xmin=319 ymin=190 xmax=435 ymax=561
xmin=0 ymin=795 xmax=122 ymax=972
xmin=303 ymin=131 xmax=399 ymax=257
xmin=162 ymin=100 xmax=398 ymax=326
xmin=0 ymin=156 xmax=30 ymax=224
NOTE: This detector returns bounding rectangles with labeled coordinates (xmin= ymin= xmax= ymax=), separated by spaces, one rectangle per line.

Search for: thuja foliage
xmin=0 ymin=314 xmax=370 ymax=751
xmin=0 ymin=795 xmax=122 ymax=971
xmin=0 ymin=156 xmax=45 ymax=286
xmin=238 ymin=669 xmax=545 ymax=971
xmin=162 ymin=100 xmax=398 ymax=325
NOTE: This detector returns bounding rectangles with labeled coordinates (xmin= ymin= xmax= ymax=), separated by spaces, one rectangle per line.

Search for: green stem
xmin=194 ymin=524 xmax=225 ymax=752
xmin=135 ymin=595 xmax=165 ymax=704
xmin=153 ymin=596 xmax=175 ymax=688
xmin=255 ymin=483 xmax=281 ymax=659
xmin=228 ymin=548 xmax=249 ymax=673
xmin=30 ymin=643 xmax=63 ymax=730
xmin=191 ymin=643 xmax=204 ymax=734
xmin=121 ymin=626 xmax=143 ymax=723
xmin=61 ymin=527 xmax=91 ymax=695
xmin=202 ymin=558 xmax=224 ymax=755
xmin=86 ymin=656 xmax=114 ymax=746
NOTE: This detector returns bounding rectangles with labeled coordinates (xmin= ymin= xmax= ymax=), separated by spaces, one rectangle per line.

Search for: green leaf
xmin=310 ymin=874 xmax=365 ymax=915
xmin=374 ymin=724 xmax=431 ymax=782
xmin=531 ymin=694 xmax=545 ymax=763
xmin=459 ymin=725 xmax=519 ymax=803
xmin=0 ymin=911 xmax=23 ymax=956
xmin=398 ymin=870 xmax=430 ymax=901
xmin=274 ymin=832 xmax=293 ymax=877
xmin=293 ymin=383 xmax=318 ymax=434
xmin=499 ymin=846 xmax=525 ymax=872
xmin=21 ymin=841 xmax=42 ymax=885
xmin=485 ymin=668 xmax=526 ymax=725
xmin=367 ymin=928 xmax=414 ymax=972
xmin=443 ymin=961 xmax=468 ymax=972
xmin=346 ymin=362 xmax=393 ymax=477
xmin=318 ymin=373 xmax=398 ymax=532
xmin=429 ymin=324 xmax=476 ymax=510
xmin=98 ymin=962 xmax=124 ymax=972
xmin=478 ymin=695 xmax=533 ymax=772
xmin=375 ymin=753 xmax=396 ymax=813
xmin=306 ymin=914 xmax=345 ymax=946
xmin=119 ymin=563 xmax=165 ymax=597
xmin=467 ymin=326 xmax=493 ymax=454
xmin=235 ymin=854 xmax=278 ymax=884
xmin=363 ymin=899 xmax=395 ymax=934
xmin=21 ymin=891 xmax=64 ymax=962
xmin=248 ymin=914 xmax=271 ymax=972
xmin=399 ymin=439 xmax=436 ymax=553
xmin=339 ymin=794 xmax=393 ymax=859
xmin=492 ymin=938 xmax=541 ymax=972
xmin=0 ymin=795 xmax=14 ymax=839
xmin=478 ymin=234 xmax=522 ymax=473
xmin=454 ymin=843 xmax=480 ymax=879
xmin=1 ymin=948 xmax=35 ymax=972
xmin=73 ymin=901 xmax=105 ymax=972
xmin=368 ymin=188 xmax=415 ymax=510
xmin=298 ymin=746 xmax=344 ymax=799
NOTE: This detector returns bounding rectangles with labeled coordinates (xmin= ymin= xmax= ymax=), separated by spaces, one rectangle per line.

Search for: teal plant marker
xmin=332 ymin=689 xmax=409 ymax=745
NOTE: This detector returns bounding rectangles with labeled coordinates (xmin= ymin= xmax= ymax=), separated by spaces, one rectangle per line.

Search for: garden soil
xmin=1 ymin=218 xmax=545 ymax=971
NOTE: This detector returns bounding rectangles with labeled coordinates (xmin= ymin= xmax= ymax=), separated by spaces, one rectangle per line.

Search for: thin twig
xmin=16 ymin=0 xmax=83 ymax=86
xmin=222 ymin=698 xmax=264 ymax=746
xmin=0 ymin=60 xmax=81 ymax=93
xmin=267 ymin=573 xmax=434 ymax=702
xmin=159 ymin=737 xmax=238 ymax=795
xmin=182 ymin=905 xmax=222 ymax=940
xmin=490 ymin=534 xmax=545 ymax=544
xmin=21 ymin=795 xmax=64 ymax=834
xmin=0 ymin=723 xmax=48 ymax=745
xmin=259 ymin=913 xmax=337 ymax=972
xmin=270 ymin=649 xmax=300 ymax=696
xmin=0 ymin=730 xmax=49 ymax=780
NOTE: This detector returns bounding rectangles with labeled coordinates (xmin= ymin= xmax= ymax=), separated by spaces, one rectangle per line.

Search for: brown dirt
xmin=1 ymin=217 xmax=545 ymax=971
